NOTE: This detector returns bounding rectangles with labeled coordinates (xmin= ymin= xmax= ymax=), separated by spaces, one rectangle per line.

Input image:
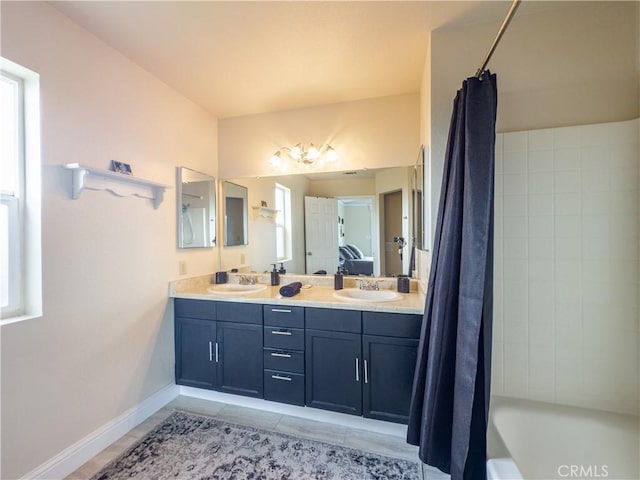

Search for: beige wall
xmin=218 ymin=94 xmax=420 ymax=179
xmin=307 ymin=177 xmax=375 ymax=198
xmin=0 ymin=3 xmax=218 ymax=478
xmin=419 ymin=37 xmax=431 ymax=147
xmin=427 ymin=1 xmax=639 ymax=235
xmin=343 ymin=205 xmax=374 ymax=257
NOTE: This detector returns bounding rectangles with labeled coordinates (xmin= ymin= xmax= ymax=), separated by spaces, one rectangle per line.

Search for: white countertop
xmin=169 ymin=273 xmax=426 ymax=315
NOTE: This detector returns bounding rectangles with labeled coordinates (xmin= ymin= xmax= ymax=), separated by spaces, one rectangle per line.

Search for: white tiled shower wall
xmin=491 ymin=118 xmax=639 ymax=415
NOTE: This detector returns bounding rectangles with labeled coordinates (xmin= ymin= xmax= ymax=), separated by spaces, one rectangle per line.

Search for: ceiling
xmin=51 ymin=1 xmax=542 ymax=119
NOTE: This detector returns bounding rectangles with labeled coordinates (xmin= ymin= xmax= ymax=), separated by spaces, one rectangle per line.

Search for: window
xmin=1 ymin=58 xmax=41 ymax=322
xmin=1 ymin=72 xmax=24 ymax=316
xmin=274 ymin=183 xmax=292 ymax=262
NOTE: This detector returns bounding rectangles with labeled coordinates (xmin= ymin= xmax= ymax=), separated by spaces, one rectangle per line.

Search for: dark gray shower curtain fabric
xmin=406 ymin=72 xmax=497 ymax=480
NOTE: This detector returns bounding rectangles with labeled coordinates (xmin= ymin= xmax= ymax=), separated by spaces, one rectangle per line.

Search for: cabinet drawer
xmin=264 ymin=327 xmax=304 ymax=350
xmin=305 ymin=308 xmax=361 ymax=333
xmin=217 ymin=302 xmax=262 ymax=325
xmin=263 ymin=348 xmax=304 ymax=374
xmin=174 ymin=299 xmax=216 ymax=320
xmin=362 ymin=312 xmax=422 ymax=338
xmin=264 ymin=369 xmax=305 ymax=406
xmin=263 ymin=305 xmax=304 ymax=328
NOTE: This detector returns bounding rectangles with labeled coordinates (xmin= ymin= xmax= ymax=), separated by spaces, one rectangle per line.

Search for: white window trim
xmin=1 ymin=195 xmax=22 ymax=316
xmin=0 ymin=57 xmax=42 ymax=325
xmin=275 ymin=183 xmax=292 ymax=263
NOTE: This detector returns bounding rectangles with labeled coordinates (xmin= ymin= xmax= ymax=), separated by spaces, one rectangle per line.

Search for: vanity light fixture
xmin=269 ymin=143 xmax=339 ymax=168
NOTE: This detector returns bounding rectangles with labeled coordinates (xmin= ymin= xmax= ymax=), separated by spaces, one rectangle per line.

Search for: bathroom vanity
xmin=170 ymin=274 xmax=425 ymax=425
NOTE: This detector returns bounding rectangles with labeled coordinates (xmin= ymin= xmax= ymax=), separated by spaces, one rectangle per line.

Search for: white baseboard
xmin=178 ymin=386 xmax=408 ymax=438
xmin=23 ymin=383 xmax=179 ymax=480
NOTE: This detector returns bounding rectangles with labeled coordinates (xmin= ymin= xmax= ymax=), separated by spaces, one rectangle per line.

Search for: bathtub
xmin=487 ymin=396 xmax=639 ymax=480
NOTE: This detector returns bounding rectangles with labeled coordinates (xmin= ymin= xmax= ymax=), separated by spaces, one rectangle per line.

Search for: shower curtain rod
xmin=475 ymin=0 xmax=521 ymax=78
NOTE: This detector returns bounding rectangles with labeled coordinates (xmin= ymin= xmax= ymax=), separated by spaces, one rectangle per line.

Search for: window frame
xmin=1 ymin=71 xmax=25 ymax=317
xmin=274 ymin=183 xmax=292 ymax=263
xmin=1 ymin=58 xmax=42 ymax=324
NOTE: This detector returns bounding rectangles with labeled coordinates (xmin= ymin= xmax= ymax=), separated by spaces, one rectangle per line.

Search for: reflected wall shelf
xmin=251 ymin=206 xmax=279 ymax=219
xmin=63 ymin=163 xmax=170 ymax=209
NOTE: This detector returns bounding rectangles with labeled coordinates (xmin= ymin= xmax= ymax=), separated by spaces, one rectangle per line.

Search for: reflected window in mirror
xmin=177 ymin=167 xmax=216 ymax=248
xmin=223 ymin=181 xmax=248 ymax=246
xmin=275 ymin=183 xmax=292 ymax=262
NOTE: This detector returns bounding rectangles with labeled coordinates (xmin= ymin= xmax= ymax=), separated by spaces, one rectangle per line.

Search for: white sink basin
xmin=333 ymin=288 xmax=402 ymax=303
xmin=207 ymin=284 xmax=267 ymax=295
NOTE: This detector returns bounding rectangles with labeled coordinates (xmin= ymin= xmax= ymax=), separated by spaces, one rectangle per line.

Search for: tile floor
xmin=66 ymin=395 xmax=448 ymax=479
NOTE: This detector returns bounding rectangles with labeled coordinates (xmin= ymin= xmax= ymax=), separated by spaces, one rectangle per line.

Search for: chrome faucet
xmin=357 ymin=279 xmax=379 ymax=291
xmin=239 ymin=275 xmax=255 ymax=285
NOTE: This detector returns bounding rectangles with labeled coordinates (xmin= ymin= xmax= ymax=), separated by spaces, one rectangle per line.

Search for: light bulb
xmin=290 ymin=145 xmax=302 ymax=160
xmin=268 ymin=151 xmax=282 ymax=166
xmin=326 ymin=146 xmax=339 ymax=162
xmin=307 ymin=144 xmax=320 ymax=160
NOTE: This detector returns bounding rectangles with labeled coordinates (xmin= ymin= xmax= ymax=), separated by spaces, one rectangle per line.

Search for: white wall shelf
xmin=251 ymin=206 xmax=279 ymax=219
xmin=63 ymin=163 xmax=170 ymax=209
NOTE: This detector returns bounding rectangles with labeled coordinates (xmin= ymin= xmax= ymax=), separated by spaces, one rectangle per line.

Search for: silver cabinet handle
xmin=215 ymin=342 xmax=219 ymax=363
xmin=271 ymin=308 xmax=292 ymax=313
xmin=355 ymin=358 xmax=360 ymax=382
xmin=271 ymin=330 xmax=292 ymax=336
xmin=271 ymin=374 xmax=292 ymax=382
xmin=270 ymin=352 xmax=292 ymax=358
xmin=364 ymin=359 xmax=369 ymax=384
xmin=209 ymin=341 xmax=213 ymax=362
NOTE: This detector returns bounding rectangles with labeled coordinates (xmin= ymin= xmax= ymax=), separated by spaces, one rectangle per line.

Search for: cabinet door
xmin=362 ymin=335 xmax=418 ymax=424
xmin=217 ymin=322 xmax=263 ymax=398
xmin=306 ymin=329 xmax=362 ymax=416
xmin=175 ymin=317 xmax=216 ymax=389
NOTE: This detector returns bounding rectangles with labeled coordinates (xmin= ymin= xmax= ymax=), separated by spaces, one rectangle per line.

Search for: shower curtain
xmin=407 ymin=72 xmax=497 ymax=480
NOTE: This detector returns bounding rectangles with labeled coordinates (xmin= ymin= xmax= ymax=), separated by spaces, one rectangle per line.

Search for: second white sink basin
xmin=207 ymin=284 xmax=267 ymax=295
xmin=333 ymin=288 xmax=402 ymax=303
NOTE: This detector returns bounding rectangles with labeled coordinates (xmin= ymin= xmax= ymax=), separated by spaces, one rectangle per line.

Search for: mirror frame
xmin=223 ymin=181 xmax=249 ymax=247
xmin=412 ymin=145 xmax=425 ymax=252
xmin=177 ymin=167 xmax=217 ymax=248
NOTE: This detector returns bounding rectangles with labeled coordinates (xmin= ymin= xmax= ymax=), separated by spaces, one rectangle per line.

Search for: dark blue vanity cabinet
xmin=263 ymin=305 xmax=305 ymax=406
xmin=175 ymin=299 xmax=218 ymax=389
xmin=175 ymin=317 xmax=217 ymax=389
xmin=175 ymin=299 xmax=263 ymax=398
xmin=216 ymin=303 xmax=263 ymax=398
xmin=305 ymin=308 xmax=363 ymax=416
xmin=362 ymin=312 xmax=421 ymax=424
xmin=175 ymin=298 xmax=421 ymax=425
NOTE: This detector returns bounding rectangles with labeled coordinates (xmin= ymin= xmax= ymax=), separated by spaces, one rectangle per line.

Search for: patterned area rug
xmin=91 ymin=411 xmax=421 ymax=480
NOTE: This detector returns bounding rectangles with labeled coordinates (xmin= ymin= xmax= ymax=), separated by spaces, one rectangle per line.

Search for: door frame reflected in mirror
xmin=223 ymin=181 xmax=249 ymax=247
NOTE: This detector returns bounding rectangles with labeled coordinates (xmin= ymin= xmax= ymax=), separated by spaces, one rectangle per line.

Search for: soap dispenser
xmin=278 ymin=262 xmax=287 ymax=275
xmin=334 ymin=267 xmax=344 ymax=290
xmin=270 ymin=264 xmax=280 ymax=286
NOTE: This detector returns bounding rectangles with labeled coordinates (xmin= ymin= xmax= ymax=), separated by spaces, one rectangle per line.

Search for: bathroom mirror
xmin=223 ymin=181 xmax=249 ymax=246
xmin=221 ymin=165 xmax=420 ymax=276
xmin=177 ymin=167 xmax=216 ymax=248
